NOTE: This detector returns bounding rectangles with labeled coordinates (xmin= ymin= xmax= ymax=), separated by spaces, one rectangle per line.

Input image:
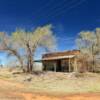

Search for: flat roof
xmin=42 ymin=55 xmax=75 ymax=60
xmin=35 ymin=50 xmax=80 ymax=62
xmin=35 ymin=55 xmax=75 ymax=62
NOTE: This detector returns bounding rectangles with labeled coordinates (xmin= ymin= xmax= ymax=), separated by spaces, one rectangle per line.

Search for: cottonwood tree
xmin=0 ymin=32 xmax=24 ymax=70
xmin=12 ymin=25 xmax=56 ymax=73
xmin=76 ymin=28 xmax=100 ymax=72
xmin=96 ymin=28 xmax=100 ymax=54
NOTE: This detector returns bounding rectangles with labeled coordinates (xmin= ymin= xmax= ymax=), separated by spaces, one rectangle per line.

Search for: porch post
xmin=69 ymin=58 xmax=71 ymax=72
xmin=54 ymin=63 xmax=57 ymax=72
xmin=74 ymin=57 xmax=78 ymax=72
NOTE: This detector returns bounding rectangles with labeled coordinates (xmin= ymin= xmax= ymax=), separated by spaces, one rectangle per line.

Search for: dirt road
xmin=0 ymin=79 xmax=100 ymax=100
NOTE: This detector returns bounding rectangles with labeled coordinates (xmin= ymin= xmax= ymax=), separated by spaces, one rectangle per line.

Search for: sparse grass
xmin=0 ymin=68 xmax=100 ymax=94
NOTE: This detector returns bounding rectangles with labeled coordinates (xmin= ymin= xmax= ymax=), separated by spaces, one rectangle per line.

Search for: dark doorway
xmin=57 ymin=60 xmax=62 ymax=72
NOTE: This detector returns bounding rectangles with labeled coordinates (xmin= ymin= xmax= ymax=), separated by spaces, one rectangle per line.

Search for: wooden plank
xmin=54 ymin=63 xmax=57 ymax=72
xmin=74 ymin=57 xmax=78 ymax=72
xmin=69 ymin=58 xmax=71 ymax=72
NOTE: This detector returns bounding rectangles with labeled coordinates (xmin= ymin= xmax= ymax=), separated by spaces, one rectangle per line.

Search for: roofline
xmin=42 ymin=55 xmax=76 ymax=60
xmin=34 ymin=55 xmax=76 ymax=62
xmin=42 ymin=50 xmax=80 ymax=55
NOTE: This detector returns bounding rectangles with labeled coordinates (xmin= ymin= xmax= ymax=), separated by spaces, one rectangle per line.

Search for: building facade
xmin=42 ymin=50 xmax=80 ymax=72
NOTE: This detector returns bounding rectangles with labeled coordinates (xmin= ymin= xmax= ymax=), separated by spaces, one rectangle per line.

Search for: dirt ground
xmin=0 ymin=79 xmax=100 ymax=100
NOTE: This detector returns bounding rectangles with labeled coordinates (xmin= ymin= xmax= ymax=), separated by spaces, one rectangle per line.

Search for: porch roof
xmin=35 ymin=50 xmax=80 ymax=62
xmin=42 ymin=55 xmax=75 ymax=61
xmin=35 ymin=55 xmax=76 ymax=62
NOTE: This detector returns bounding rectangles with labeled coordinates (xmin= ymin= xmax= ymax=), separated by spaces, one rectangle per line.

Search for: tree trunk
xmin=26 ymin=60 xmax=30 ymax=72
xmin=26 ymin=43 xmax=33 ymax=73
xmin=91 ymin=44 xmax=95 ymax=72
xmin=92 ymin=55 xmax=95 ymax=72
xmin=27 ymin=54 xmax=33 ymax=73
xmin=17 ymin=56 xmax=24 ymax=72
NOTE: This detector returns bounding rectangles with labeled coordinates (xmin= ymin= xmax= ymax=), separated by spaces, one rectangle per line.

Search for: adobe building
xmin=36 ymin=50 xmax=80 ymax=72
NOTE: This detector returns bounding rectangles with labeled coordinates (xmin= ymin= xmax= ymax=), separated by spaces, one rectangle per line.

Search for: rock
xmin=23 ymin=77 xmax=32 ymax=82
xmin=68 ymin=72 xmax=83 ymax=78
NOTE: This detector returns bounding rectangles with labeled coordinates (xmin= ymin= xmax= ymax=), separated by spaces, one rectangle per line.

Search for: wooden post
xmin=54 ymin=63 xmax=57 ymax=72
xmin=69 ymin=58 xmax=71 ymax=72
xmin=74 ymin=57 xmax=78 ymax=72
xmin=44 ymin=61 xmax=47 ymax=71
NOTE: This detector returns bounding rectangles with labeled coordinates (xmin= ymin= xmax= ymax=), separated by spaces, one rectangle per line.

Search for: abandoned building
xmin=36 ymin=50 xmax=80 ymax=72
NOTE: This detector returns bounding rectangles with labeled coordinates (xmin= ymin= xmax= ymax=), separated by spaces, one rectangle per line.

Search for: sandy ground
xmin=0 ymin=79 xmax=100 ymax=100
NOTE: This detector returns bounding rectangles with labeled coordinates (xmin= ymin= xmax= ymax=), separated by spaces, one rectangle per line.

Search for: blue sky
xmin=0 ymin=0 xmax=100 ymax=65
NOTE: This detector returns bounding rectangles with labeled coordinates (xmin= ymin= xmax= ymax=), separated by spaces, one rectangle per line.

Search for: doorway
xmin=56 ymin=60 xmax=62 ymax=72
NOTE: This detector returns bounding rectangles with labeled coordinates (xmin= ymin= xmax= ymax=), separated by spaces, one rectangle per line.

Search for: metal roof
xmin=35 ymin=50 xmax=80 ymax=62
xmin=34 ymin=55 xmax=76 ymax=62
xmin=42 ymin=55 xmax=75 ymax=60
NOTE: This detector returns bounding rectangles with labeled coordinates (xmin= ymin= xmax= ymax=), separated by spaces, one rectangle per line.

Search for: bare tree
xmin=0 ymin=32 xmax=24 ymax=71
xmin=12 ymin=25 xmax=56 ymax=73
xmin=96 ymin=28 xmax=100 ymax=54
xmin=76 ymin=28 xmax=100 ymax=72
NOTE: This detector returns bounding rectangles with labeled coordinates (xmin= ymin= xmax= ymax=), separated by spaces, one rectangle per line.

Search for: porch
xmin=42 ymin=55 xmax=78 ymax=72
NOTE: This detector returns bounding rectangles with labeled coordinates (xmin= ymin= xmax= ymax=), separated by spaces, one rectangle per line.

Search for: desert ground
xmin=0 ymin=68 xmax=100 ymax=100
